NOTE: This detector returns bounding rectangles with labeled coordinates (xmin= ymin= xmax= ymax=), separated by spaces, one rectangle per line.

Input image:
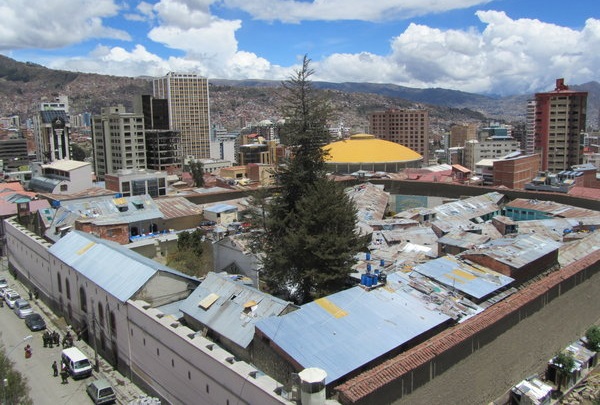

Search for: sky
xmin=0 ymin=0 xmax=598 ymax=96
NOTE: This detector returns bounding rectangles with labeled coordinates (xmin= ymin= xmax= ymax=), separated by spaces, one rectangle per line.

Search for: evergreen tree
xmin=256 ymin=56 xmax=367 ymax=304
xmin=189 ymin=161 xmax=205 ymax=187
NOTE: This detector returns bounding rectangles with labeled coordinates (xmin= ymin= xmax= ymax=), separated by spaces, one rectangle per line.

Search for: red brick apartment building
xmin=493 ymin=154 xmax=541 ymax=189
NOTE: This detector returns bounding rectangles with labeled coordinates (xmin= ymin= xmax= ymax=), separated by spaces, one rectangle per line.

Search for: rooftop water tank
xmin=299 ymin=367 xmax=327 ymax=405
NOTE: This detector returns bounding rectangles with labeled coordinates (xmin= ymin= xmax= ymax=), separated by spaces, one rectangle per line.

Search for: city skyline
xmin=0 ymin=0 xmax=598 ymax=96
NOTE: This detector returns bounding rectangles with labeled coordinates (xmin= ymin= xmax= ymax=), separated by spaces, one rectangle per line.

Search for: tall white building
xmin=92 ymin=105 xmax=146 ymax=181
xmin=153 ymin=72 xmax=211 ymax=160
xmin=463 ymin=136 xmax=521 ymax=171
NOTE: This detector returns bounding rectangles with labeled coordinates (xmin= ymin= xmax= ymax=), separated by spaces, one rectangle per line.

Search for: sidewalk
xmin=2 ymin=258 xmax=151 ymax=404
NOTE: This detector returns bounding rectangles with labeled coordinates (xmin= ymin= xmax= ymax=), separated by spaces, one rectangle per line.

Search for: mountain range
xmin=1 ymin=55 xmax=598 ymax=132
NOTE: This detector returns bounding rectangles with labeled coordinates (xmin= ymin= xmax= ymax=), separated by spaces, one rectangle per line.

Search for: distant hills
xmin=1 ymin=55 xmax=598 ymax=131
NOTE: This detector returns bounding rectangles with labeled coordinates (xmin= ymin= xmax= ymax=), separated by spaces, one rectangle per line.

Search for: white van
xmin=61 ymin=347 xmax=93 ymax=379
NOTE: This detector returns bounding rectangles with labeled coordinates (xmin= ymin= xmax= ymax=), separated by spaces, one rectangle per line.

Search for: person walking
xmin=52 ymin=360 xmax=58 ymax=377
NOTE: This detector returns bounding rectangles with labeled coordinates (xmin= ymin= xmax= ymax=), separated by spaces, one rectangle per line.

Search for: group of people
xmin=51 ymin=360 xmax=69 ymax=384
xmin=42 ymin=330 xmax=73 ymax=348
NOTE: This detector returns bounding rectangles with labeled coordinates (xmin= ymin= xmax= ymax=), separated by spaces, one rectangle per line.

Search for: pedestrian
xmin=60 ymin=364 xmax=69 ymax=384
xmin=52 ymin=360 xmax=58 ymax=377
xmin=24 ymin=344 xmax=32 ymax=359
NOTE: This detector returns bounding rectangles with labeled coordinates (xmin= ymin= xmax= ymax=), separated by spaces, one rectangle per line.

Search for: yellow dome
xmin=324 ymin=134 xmax=422 ymax=163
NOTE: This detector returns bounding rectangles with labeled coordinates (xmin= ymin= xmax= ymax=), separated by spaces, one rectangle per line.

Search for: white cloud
xmin=314 ymin=11 xmax=600 ymax=95
xmin=0 ymin=0 xmax=130 ymax=50
xmin=221 ymin=0 xmax=493 ymax=23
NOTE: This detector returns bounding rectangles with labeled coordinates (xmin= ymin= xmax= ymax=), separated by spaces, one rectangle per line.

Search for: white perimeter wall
xmin=5 ymin=218 xmax=292 ymax=405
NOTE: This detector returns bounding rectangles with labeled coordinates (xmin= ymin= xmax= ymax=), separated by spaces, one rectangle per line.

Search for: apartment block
xmin=153 ymin=72 xmax=211 ymax=160
xmin=92 ymin=105 xmax=146 ymax=181
xmin=534 ymin=78 xmax=587 ymax=172
xmin=368 ymin=109 xmax=430 ymax=162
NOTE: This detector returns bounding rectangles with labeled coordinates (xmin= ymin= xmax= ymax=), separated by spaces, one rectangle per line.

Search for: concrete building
xmin=134 ymin=95 xmax=182 ymax=172
xmin=153 ymin=72 xmax=211 ymax=160
xmin=92 ymin=105 xmax=147 ymax=181
xmin=33 ymin=105 xmax=71 ymax=162
xmin=0 ymin=138 xmax=29 ymax=171
xmin=450 ymin=123 xmax=478 ymax=147
xmin=368 ymin=109 xmax=430 ymax=162
xmin=534 ymin=78 xmax=588 ymax=172
xmin=105 ymin=169 xmax=168 ymax=198
xmin=28 ymin=159 xmax=93 ymax=195
xmin=464 ymin=136 xmax=521 ymax=171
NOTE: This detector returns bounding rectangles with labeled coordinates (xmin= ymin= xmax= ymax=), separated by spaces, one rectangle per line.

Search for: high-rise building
xmin=449 ymin=123 xmax=478 ymax=147
xmin=368 ymin=109 xmax=429 ymax=164
xmin=92 ymin=105 xmax=146 ymax=181
xmin=533 ymin=78 xmax=587 ymax=172
xmin=33 ymin=96 xmax=71 ymax=162
xmin=153 ymin=72 xmax=211 ymax=160
xmin=134 ymin=95 xmax=182 ymax=172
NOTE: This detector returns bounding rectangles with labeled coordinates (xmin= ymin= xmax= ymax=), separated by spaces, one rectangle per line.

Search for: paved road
xmin=1 ymin=273 xmax=93 ymax=404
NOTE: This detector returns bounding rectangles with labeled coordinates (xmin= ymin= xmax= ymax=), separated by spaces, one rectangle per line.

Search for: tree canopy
xmin=253 ymin=55 xmax=367 ymax=304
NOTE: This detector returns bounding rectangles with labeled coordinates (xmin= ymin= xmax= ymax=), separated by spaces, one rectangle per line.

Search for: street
xmin=1 ymin=268 xmax=94 ymax=405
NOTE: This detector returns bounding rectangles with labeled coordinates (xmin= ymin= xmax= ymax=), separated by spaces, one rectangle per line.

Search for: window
xmin=79 ymin=287 xmax=87 ymax=313
xmin=65 ymin=278 xmax=71 ymax=300
xmin=57 ymin=273 xmax=62 ymax=293
xmin=98 ymin=302 xmax=104 ymax=327
xmin=110 ymin=311 xmax=117 ymax=337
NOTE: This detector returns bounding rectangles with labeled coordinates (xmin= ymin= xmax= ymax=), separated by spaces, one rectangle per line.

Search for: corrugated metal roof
xmin=204 ymin=203 xmax=237 ymax=213
xmin=433 ymin=192 xmax=503 ymax=221
xmin=44 ymin=194 xmax=163 ymax=238
xmin=413 ymin=255 xmax=514 ymax=300
xmin=559 ymin=231 xmax=600 ymax=267
xmin=506 ymin=199 xmax=600 ymax=219
xmin=48 ymin=231 xmax=192 ymax=302
xmin=154 ymin=197 xmax=202 ymax=219
xmin=179 ymin=272 xmax=294 ymax=349
xmin=438 ymin=231 xmax=490 ymax=249
xmin=464 ymin=234 xmax=561 ymax=269
xmin=256 ymin=277 xmax=452 ymax=384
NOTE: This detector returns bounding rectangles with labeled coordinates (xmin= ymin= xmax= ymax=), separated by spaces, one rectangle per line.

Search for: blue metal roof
xmin=49 ymin=231 xmax=194 ymax=302
xmin=256 ymin=275 xmax=452 ymax=384
xmin=180 ymin=272 xmax=294 ymax=349
xmin=413 ymin=256 xmax=514 ymax=300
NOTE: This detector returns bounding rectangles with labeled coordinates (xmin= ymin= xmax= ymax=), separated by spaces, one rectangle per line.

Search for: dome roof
xmin=324 ymin=134 xmax=422 ymax=163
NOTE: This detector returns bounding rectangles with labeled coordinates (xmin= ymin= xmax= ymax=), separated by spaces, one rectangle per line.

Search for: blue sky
xmin=0 ymin=0 xmax=598 ymax=95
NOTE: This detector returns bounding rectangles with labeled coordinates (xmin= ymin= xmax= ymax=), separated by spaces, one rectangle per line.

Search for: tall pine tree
xmin=257 ymin=56 xmax=367 ymax=304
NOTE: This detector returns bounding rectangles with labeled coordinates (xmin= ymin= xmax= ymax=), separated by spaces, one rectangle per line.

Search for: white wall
xmin=127 ymin=300 xmax=293 ymax=405
xmin=5 ymin=218 xmax=293 ymax=405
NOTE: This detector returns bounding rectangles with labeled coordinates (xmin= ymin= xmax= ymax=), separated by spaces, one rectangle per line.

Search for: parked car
xmin=4 ymin=290 xmax=20 ymax=308
xmin=0 ymin=286 xmax=9 ymax=299
xmin=24 ymin=313 xmax=46 ymax=331
xmin=86 ymin=379 xmax=116 ymax=404
xmin=0 ymin=277 xmax=8 ymax=289
xmin=13 ymin=298 xmax=33 ymax=318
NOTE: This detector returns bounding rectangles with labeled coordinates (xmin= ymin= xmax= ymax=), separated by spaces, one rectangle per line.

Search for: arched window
xmin=97 ymin=302 xmax=104 ymax=328
xmin=65 ymin=278 xmax=71 ymax=300
xmin=109 ymin=311 xmax=117 ymax=337
xmin=57 ymin=273 xmax=62 ymax=293
xmin=79 ymin=287 xmax=87 ymax=313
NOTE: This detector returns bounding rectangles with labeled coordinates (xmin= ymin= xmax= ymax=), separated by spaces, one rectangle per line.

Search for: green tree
xmin=585 ymin=325 xmax=600 ymax=351
xmin=256 ymin=56 xmax=367 ymax=304
xmin=0 ymin=344 xmax=33 ymax=405
xmin=71 ymin=143 xmax=87 ymax=161
xmin=552 ymin=351 xmax=575 ymax=393
xmin=189 ymin=161 xmax=204 ymax=187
